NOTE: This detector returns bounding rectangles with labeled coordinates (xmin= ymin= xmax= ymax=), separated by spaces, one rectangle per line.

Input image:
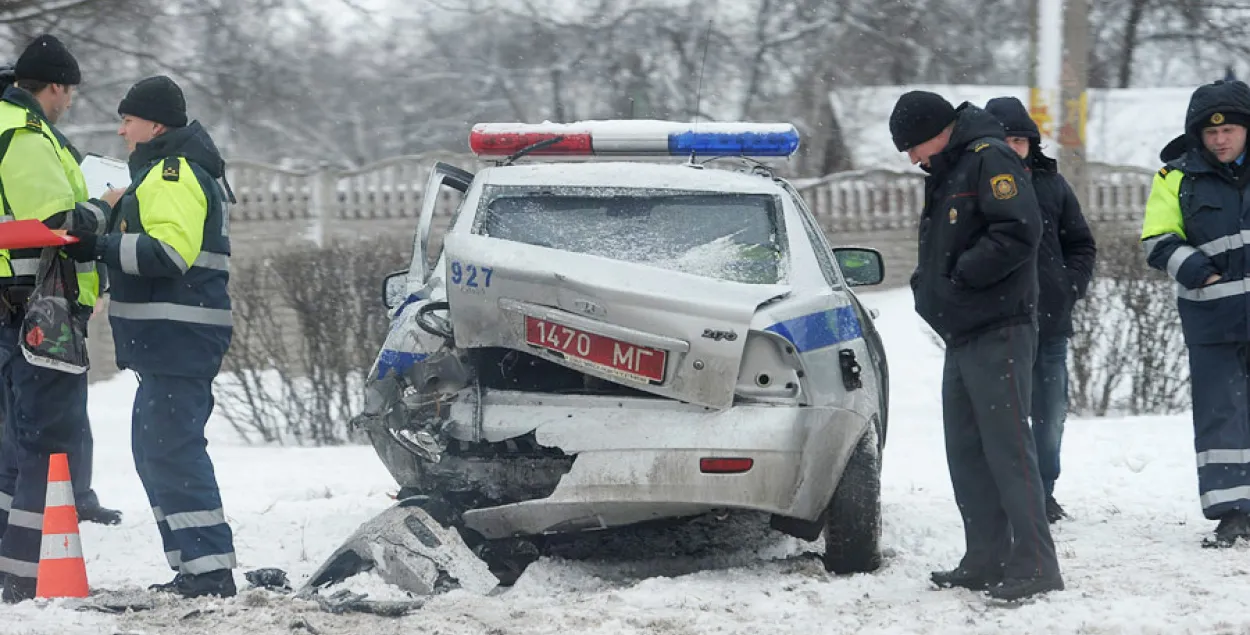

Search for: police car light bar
xmin=468 ymin=120 xmax=801 ymax=159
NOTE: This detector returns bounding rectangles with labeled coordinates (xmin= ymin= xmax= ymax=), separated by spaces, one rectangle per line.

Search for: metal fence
xmin=224 ymin=155 xmax=1155 ymax=237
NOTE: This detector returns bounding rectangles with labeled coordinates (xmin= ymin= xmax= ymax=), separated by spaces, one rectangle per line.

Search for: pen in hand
xmin=102 ymin=183 xmax=125 ymax=208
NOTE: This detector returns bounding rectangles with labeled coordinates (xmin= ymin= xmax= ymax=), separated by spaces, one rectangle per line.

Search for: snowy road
xmin=5 ymin=287 xmax=1248 ymax=635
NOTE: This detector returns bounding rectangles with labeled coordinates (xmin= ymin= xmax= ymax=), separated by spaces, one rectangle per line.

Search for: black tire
xmin=822 ymin=426 xmax=882 ymax=574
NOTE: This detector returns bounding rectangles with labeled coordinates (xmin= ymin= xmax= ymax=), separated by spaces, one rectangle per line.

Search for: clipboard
xmin=0 ymin=219 xmax=79 ymax=249
xmin=80 ymin=153 xmax=129 ymax=199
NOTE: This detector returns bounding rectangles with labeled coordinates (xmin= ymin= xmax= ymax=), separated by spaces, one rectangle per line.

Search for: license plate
xmin=524 ymin=316 xmax=666 ymax=383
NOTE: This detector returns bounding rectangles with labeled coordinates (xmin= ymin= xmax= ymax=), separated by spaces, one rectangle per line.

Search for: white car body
xmin=355 ymin=136 xmax=889 ymax=579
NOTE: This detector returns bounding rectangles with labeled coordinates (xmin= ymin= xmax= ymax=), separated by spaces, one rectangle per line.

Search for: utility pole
xmin=1028 ymin=0 xmax=1039 ymax=93
xmin=1059 ymin=0 xmax=1090 ymax=208
xmin=1030 ymin=0 xmax=1062 ymax=152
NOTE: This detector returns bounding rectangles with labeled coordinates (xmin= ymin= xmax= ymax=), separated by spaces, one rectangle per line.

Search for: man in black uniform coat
xmin=889 ymin=90 xmax=1064 ymax=601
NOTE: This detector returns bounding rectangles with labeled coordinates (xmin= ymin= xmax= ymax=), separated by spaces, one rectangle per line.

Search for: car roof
xmin=476 ymin=162 xmax=787 ymax=195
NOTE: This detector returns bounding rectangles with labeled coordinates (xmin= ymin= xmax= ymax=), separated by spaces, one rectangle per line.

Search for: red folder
xmin=0 ymin=219 xmax=79 ymax=249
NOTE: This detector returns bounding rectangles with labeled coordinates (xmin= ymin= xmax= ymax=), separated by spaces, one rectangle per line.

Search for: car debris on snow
xmin=297 ymin=498 xmax=498 ymax=598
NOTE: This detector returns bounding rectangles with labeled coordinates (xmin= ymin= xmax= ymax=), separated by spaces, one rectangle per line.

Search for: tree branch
xmin=0 ymin=0 xmax=97 ymax=23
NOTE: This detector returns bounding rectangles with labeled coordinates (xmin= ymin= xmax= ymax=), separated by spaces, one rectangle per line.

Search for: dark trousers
xmin=133 ymin=373 xmax=236 ymax=575
xmin=0 ymin=321 xmax=87 ymax=583
xmin=70 ymin=415 xmax=94 ymax=501
xmin=1187 ymin=342 xmax=1250 ymax=520
xmin=0 ymin=406 xmax=94 ymax=504
xmin=1030 ymin=334 xmax=1069 ymax=496
xmin=942 ymin=323 xmax=1059 ymax=580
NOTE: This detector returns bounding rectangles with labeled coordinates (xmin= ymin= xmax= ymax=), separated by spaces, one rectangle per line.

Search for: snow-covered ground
xmin=4 ymin=286 xmax=1248 ymax=634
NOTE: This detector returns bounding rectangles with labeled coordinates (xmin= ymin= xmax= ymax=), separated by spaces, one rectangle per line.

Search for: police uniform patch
xmin=949 ymin=208 xmax=958 ymax=224
xmin=119 ymin=220 xmax=127 ymax=232
xmin=24 ymin=113 xmax=41 ymax=132
xmin=990 ymin=174 xmax=1017 ymax=200
xmin=1212 ymin=112 xmax=1225 ymax=125
xmin=161 ymin=157 xmax=180 ymax=181
xmin=973 ymin=142 xmax=990 ymax=153
xmin=1158 ymin=166 xmax=1170 ymax=179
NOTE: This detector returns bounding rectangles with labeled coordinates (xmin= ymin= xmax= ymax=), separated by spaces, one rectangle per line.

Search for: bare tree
xmin=1089 ymin=0 xmax=1250 ymax=88
xmin=7 ymin=0 xmax=1247 ymax=171
xmin=0 ymin=0 xmax=99 ymax=23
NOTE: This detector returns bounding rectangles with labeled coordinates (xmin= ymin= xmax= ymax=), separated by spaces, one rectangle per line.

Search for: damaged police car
xmin=353 ymin=121 xmax=890 ymax=583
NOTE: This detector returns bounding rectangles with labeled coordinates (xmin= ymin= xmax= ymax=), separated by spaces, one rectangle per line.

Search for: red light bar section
xmin=699 ymin=457 xmax=754 ymax=474
xmin=468 ymin=130 xmax=594 ymax=156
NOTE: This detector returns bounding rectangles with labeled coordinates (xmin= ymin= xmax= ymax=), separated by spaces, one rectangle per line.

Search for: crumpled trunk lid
xmin=442 ymin=233 xmax=788 ymax=409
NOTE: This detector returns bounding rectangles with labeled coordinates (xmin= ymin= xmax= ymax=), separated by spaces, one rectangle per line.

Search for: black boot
xmin=987 ymin=571 xmax=1065 ymax=601
xmin=1 ymin=575 xmax=36 ymax=603
xmin=1203 ymin=512 xmax=1250 ymax=548
xmin=76 ymin=490 xmax=123 ymax=526
xmin=1045 ymin=495 xmax=1067 ymax=524
xmin=930 ymin=566 xmax=1003 ymax=591
xmin=173 ymin=570 xmax=236 ymax=599
xmin=149 ymin=572 xmax=185 ymax=592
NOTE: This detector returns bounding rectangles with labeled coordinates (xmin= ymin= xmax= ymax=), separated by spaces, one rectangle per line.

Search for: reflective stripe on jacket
xmin=1141 ymin=152 xmax=1250 ymax=344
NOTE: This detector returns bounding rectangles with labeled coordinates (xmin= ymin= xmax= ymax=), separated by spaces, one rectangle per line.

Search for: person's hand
xmin=101 ymin=187 xmax=125 ymax=208
xmin=62 ymin=230 xmax=99 ymax=263
xmin=1205 ymin=273 xmax=1222 ymax=286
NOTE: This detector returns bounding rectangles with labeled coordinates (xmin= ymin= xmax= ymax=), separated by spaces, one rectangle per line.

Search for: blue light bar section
xmin=667 ymin=129 xmax=801 ymax=157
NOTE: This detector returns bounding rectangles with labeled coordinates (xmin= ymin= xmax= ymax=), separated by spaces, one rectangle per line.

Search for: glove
xmin=62 ymin=230 xmax=99 ymax=263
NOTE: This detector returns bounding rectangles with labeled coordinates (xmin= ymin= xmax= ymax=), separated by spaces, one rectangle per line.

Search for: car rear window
xmin=475 ymin=186 xmax=786 ymax=284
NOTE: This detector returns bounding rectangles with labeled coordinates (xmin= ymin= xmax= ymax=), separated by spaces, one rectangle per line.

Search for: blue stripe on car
xmin=764 ymin=306 xmax=862 ymax=353
xmin=376 ymin=350 xmax=430 ymax=379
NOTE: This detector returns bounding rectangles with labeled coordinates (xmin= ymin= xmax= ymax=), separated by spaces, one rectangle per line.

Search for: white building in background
xmin=831 ymin=85 xmax=1197 ymax=172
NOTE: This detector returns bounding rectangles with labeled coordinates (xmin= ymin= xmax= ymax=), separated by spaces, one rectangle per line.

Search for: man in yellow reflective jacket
xmin=0 ymin=34 xmax=122 ymax=603
xmin=1141 ymin=79 xmax=1250 ymax=548
xmin=0 ymin=58 xmax=123 ymax=530
xmin=62 ymin=75 xmax=237 ymax=598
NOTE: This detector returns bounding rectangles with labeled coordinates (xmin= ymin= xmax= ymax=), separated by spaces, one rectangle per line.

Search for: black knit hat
xmin=14 ymin=35 xmax=81 ymax=85
xmin=118 ymin=76 xmax=187 ymax=128
xmin=984 ymin=96 xmax=1040 ymax=140
xmin=889 ymin=91 xmax=957 ymax=151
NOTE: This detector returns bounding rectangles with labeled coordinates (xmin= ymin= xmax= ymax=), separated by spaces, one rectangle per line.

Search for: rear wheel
xmin=821 ymin=426 xmax=882 ymax=574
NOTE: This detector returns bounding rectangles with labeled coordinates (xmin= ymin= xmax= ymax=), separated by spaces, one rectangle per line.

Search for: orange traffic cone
xmin=35 ymin=452 xmax=88 ymax=598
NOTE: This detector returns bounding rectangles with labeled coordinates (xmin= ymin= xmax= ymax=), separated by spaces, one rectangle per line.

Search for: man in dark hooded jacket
xmin=985 ymin=97 xmax=1098 ymax=524
xmin=61 ymin=76 xmax=238 ymax=597
xmin=1141 ymin=79 xmax=1250 ymax=548
xmin=890 ymin=91 xmax=1062 ymax=601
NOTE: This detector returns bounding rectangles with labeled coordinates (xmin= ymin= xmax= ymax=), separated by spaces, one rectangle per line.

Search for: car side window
xmin=786 ymin=189 xmax=844 ymax=288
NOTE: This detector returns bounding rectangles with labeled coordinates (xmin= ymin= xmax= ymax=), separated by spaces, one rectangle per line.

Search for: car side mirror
xmin=832 ymin=247 xmax=884 ymax=287
xmin=382 ymin=269 xmax=409 ymax=310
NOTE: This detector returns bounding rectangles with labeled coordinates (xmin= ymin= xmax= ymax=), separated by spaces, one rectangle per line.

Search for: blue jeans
xmin=1031 ymin=334 xmax=1068 ymax=497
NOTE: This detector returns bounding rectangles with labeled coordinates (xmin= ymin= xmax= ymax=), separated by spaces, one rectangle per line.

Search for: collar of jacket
xmin=1163 ymin=129 xmax=1249 ymax=180
xmin=1 ymin=85 xmax=48 ymax=122
xmin=127 ymin=123 xmax=196 ymax=178
xmin=925 ymin=103 xmax=1006 ymax=177
xmin=1029 ymin=145 xmax=1058 ymax=173
xmin=127 ymin=120 xmax=226 ymax=182
xmin=0 ymin=84 xmax=79 ymax=159
xmin=1176 ymin=145 xmax=1240 ymax=180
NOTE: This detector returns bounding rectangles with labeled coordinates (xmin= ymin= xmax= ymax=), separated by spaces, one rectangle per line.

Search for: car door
xmin=409 ymin=162 xmax=475 ymax=292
